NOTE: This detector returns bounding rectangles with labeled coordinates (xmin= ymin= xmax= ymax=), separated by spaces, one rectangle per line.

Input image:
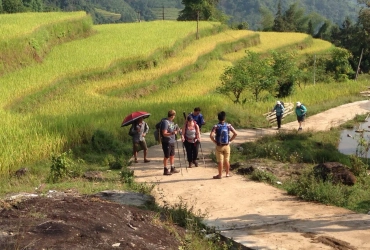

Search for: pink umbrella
xmin=121 ymin=111 xmax=151 ymax=127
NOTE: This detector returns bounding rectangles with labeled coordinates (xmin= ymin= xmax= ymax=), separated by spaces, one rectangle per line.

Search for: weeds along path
xmin=133 ymin=100 xmax=370 ymax=249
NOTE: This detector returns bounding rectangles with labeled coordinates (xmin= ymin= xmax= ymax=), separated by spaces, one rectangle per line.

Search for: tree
xmin=272 ymin=0 xmax=285 ymax=32
xmin=217 ymin=51 xmax=274 ymax=103
xmin=2 ymin=0 xmax=25 ymax=12
xmin=271 ymin=51 xmax=299 ymax=98
xmin=259 ymin=6 xmax=274 ymax=31
xmin=178 ymin=0 xmax=221 ymax=21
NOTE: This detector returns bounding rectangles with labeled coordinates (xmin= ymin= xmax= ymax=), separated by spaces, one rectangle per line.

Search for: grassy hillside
xmin=0 ymin=12 xmax=92 ymax=76
xmin=0 ymin=13 xmax=368 ymax=179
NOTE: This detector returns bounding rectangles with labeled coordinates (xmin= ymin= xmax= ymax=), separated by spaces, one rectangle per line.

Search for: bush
xmin=48 ymin=150 xmax=83 ymax=183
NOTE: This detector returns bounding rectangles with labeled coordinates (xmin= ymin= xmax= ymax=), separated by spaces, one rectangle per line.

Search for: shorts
xmin=162 ymin=142 xmax=175 ymax=158
xmin=297 ymin=115 xmax=305 ymax=122
xmin=133 ymin=140 xmax=148 ymax=152
xmin=215 ymin=144 xmax=230 ymax=163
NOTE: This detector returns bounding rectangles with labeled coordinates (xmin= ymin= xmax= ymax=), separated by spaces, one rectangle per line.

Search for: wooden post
xmin=356 ymin=48 xmax=364 ymax=81
xmin=196 ymin=10 xmax=199 ymax=40
xmin=162 ymin=6 xmax=164 ymax=21
xmin=313 ymin=54 xmax=316 ymax=85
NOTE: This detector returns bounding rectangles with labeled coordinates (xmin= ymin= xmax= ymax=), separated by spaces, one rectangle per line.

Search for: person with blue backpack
xmin=295 ymin=101 xmax=307 ymax=130
xmin=209 ymin=111 xmax=237 ymax=179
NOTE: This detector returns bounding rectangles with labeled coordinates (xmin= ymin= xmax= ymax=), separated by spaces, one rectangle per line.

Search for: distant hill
xmin=40 ymin=0 xmax=360 ymax=28
xmin=217 ymin=0 xmax=360 ymax=30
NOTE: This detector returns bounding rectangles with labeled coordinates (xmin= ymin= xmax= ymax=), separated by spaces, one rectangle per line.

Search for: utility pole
xmin=137 ymin=11 xmax=141 ymax=22
xmin=313 ymin=54 xmax=316 ymax=85
xmin=356 ymin=48 xmax=364 ymax=81
xmin=196 ymin=10 xmax=200 ymax=40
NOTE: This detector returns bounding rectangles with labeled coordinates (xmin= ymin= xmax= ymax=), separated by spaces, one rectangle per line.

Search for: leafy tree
xmin=178 ymin=0 xmax=221 ymax=21
xmin=259 ymin=6 xmax=274 ymax=31
xmin=2 ymin=0 xmax=25 ymax=12
xmin=217 ymin=51 xmax=274 ymax=103
xmin=271 ymin=51 xmax=299 ymax=98
xmin=272 ymin=0 xmax=285 ymax=32
xmin=326 ymin=48 xmax=354 ymax=81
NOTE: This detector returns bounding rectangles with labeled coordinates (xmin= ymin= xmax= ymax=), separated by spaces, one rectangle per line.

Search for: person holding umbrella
xmin=121 ymin=111 xmax=151 ymax=163
xmin=130 ymin=117 xmax=150 ymax=163
xmin=161 ymin=110 xmax=180 ymax=175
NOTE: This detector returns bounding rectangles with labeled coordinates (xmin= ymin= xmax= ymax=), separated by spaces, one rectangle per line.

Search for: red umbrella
xmin=121 ymin=111 xmax=151 ymax=127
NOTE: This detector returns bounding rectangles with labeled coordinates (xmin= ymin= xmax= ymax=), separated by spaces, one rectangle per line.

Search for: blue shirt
xmin=190 ymin=113 xmax=205 ymax=129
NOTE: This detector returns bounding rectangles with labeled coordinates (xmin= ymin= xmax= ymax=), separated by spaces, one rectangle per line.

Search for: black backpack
xmin=154 ymin=118 xmax=166 ymax=143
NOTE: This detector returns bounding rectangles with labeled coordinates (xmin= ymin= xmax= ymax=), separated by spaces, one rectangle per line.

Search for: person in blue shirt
xmin=295 ymin=101 xmax=307 ymax=130
xmin=272 ymin=101 xmax=285 ymax=129
xmin=189 ymin=107 xmax=205 ymax=131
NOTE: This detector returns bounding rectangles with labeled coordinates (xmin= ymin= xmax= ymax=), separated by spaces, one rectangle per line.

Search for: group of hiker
xmin=129 ymin=107 xmax=236 ymax=179
xmin=272 ymin=101 xmax=307 ymax=130
xmin=129 ymin=101 xmax=307 ymax=178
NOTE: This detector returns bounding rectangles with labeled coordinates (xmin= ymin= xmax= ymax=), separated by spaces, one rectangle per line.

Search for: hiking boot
xmin=298 ymin=127 xmax=302 ymax=131
xmin=170 ymin=167 xmax=180 ymax=173
xmin=163 ymin=167 xmax=172 ymax=175
xmin=193 ymin=161 xmax=198 ymax=167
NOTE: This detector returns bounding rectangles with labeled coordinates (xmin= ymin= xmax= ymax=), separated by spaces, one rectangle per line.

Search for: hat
xmin=276 ymin=101 xmax=281 ymax=105
xmin=296 ymin=101 xmax=301 ymax=106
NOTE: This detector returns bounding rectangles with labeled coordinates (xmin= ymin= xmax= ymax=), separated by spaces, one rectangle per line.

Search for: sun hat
xmin=296 ymin=101 xmax=301 ymax=106
xmin=276 ymin=101 xmax=281 ymax=105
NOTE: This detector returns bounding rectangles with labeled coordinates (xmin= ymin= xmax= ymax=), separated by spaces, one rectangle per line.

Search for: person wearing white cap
xmin=272 ymin=101 xmax=285 ymax=129
xmin=295 ymin=101 xmax=307 ymax=130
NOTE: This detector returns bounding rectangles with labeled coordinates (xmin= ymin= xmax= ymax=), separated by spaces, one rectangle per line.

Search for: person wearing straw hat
xmin=272 ymin=101 xmax=285 ymax=129
xmin=295 ymin=101 xmax=307 ymax=130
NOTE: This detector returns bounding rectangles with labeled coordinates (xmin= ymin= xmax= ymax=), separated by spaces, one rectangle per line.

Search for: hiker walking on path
xmin=161 ymin=110 xmax=180 ymax=175
xmin=130 ymin=117 xmax=150 ymax=163
xmin=189 ymin=107 xmax=205 ymax=131
xmin=210 ymin=111 xmax=237 ymax=179
xmin=295 ymin=101 xmax=307 ymax=130
xmin=181 ymin=115 xmax=201 ymax=168
xmin=272 ymin=101 xmax=285 ymax=129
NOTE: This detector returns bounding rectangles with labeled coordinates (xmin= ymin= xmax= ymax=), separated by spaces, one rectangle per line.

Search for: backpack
xmin=154 ymin=118 xmax=166 ymax=143
xmin=128 ymin=124 xmax=136 ymax=136
xmin=215 ymin=123 xmax=229 ymax=145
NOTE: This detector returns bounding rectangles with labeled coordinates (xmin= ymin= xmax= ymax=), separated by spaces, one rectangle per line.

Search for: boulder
xmin=313 ymin=162 xmax=356 ymax=186
xmin=237 ymin=166 xmax=255 ymax=175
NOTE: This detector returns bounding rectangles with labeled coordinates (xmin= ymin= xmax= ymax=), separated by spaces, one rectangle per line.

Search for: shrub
xmin=48 ymin=150 xmax=83 ymax=183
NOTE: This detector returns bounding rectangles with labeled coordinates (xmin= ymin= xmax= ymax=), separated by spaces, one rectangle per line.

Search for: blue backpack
xmin=216 ymin=123 xmax=229 ymax=144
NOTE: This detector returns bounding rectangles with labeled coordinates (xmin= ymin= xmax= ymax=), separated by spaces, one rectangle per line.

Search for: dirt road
xmin=133 ymin=100 xmax=370 ymax=250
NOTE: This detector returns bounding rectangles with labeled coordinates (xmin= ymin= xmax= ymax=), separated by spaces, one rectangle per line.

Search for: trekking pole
xmin=179 ymin=130 xmax=187 ymax=164
xmin=175 ymin=125 xmax=183 ymax=175
xmin=199 ymin=141 xmax=206 ymax=168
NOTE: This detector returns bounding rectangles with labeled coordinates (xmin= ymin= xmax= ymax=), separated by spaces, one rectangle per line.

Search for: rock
xmin=83 ymin=171 xmax=104 ymax=181
xmin=94 ymin=190 xmax=154 ymax=207
xmin=230 ymin=162 xmax=244 ymax=170
xmin=15 ymin=167 xmax=28 ymax=178
xmin=313 ymin=162 xmax=356 ymax=186
xmin=237 ymin=166 xmax=255 ymax=175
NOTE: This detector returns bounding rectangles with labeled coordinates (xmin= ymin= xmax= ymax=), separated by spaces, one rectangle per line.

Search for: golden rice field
xmin=0 ymin=11 xmax=87 ymax=39
xmin=0 ymin=12 xmax=367 ymax=176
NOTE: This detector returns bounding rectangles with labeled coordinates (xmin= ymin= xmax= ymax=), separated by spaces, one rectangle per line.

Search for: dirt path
xmin=134 ymin=100 xmax=370 ymax=250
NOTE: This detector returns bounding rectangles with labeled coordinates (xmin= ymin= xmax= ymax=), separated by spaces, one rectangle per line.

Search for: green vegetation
xmin=1 ymin=12 xmax=370 ymax=246
xmin=238 ymin=119 xmax=370 ymax=214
